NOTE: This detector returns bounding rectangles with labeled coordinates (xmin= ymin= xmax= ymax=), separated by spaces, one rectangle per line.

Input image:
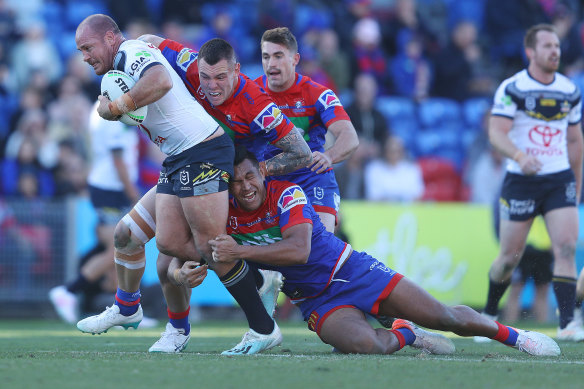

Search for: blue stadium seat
xmin=418 ymin=97 xmax=462 ymax=128
xmin=414 ymin=124 xmax=465 ymax=170
xmin=376 ymin=96 xmax=417 ymax=123
xmin=462 ymin=97 xmax=491 ymax=129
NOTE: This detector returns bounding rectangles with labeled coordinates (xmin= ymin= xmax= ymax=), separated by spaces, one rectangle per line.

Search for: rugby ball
xmin=100 ymin=70 xmax=148 ymax=126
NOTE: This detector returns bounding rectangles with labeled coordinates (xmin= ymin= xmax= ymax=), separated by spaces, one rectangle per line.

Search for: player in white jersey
xmin=476 ymin=24 xmax=584 ymax=342
xmin=49 ymin=102 xmax=140 ymax=324
xmin=74 ymin=14 xmax=280 ymax=353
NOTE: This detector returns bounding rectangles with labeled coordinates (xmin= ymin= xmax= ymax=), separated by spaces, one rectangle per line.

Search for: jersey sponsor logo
xmin=506 ymin=199 xmax=535 ymax=216
xmin=278 ymin=185 xmax=307 ymax=213
xmin=158 ymin=172 xmax=168 ymax=184
xmin=528 ymin=125 xmax=562 ymax=147
xmin=176 ymin=48 xmax=198 ymax=71
xmin=254 ymin=103 xmax=284 ymax=132
xmin=318 ymin=90 xmax=341 ymax=109
xmin=308 ymin=311 xmax=319 ymax=332
xmin=540 ymin=98 xmax=556 ymax=107
xmin=561 ymin=100 xmax=571 ymax=113
xmin=196 ymin=85 xmax=206 ymax=100
xmin=566 ymin=182 xmax=577 ymax=202
xmin=128 ymin=51 xmax=152 ymax=76
xmin=114 ymin=77 xmax=130 ymax=93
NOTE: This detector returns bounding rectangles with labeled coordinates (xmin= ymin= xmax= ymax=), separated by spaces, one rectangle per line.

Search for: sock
xmin=66 ymin=274 xmax=90 ymax=294
xmin=168 ymin=307 xmax=190 ymax=335
xmin=492 ymin=321 xmax=519 ymax=346
xmin=250 ymin=266 xmax=263 ymax=290
xmin=114 ymin=288 xmax=140 ymax=316
xmin=220 ymin=260 xmax=274 ymax=334
xmin=484 ymin=278 xmax=510 ymax=316
xmin=389 ymin=328 xmax=416 ymax=350
xmin=553 ymin=276 xmax=576 ymax=328
xmin=576 ymin=299 xmax=583 ymax=310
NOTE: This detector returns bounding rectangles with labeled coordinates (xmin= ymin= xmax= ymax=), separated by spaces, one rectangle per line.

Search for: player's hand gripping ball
xmin=100 ymin=70 xmax=148 ymax=126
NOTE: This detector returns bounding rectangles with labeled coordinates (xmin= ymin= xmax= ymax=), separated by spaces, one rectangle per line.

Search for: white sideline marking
xmin=34 ymin=350 xmax=584 ymax=364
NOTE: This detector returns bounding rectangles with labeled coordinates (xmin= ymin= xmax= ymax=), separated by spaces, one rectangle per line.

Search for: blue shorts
xmin=499 ymin=169 xmax=577 ymax=221
xmin=157 ymin=133 xmax=234 ymax=198
xmin=88 ymin=185 xmax=132 ymax=225
xmin=269 ymin=169 xmax=340 ymax=217
xmin=297 ymin=250 xmax=403 ymax=335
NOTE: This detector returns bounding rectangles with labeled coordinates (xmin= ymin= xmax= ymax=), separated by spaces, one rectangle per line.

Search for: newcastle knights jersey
xmin=159 ymin=39 xmax=295 ymax=161
xmin=255 ymin=73 xmax=350 ymax=180
xmin=227 ymin=180 xmax=352 ymax=303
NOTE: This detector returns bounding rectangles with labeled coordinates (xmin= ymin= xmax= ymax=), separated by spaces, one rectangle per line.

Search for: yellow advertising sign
xmin=340 ymin=202 xmax=500 ymax=307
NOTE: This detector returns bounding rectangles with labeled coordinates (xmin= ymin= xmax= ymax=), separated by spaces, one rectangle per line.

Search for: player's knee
xmin=156 ymin=255 xmax=173 ymax=283
xmin=330 ymin=332 xmax=384 ymax=354
xmin=113 ymin=221 xmax=132 ymax=251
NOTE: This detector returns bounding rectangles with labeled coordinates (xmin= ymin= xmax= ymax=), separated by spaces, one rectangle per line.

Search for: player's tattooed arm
xmin=265 ymin=127 xmax=312 ymax=176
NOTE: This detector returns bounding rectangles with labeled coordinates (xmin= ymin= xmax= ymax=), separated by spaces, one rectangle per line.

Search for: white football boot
xmin=221 ymin=322 xmax=283 ymax=356
xmin=258 ymin=269 xmax=283 ymax=318
xmin=48 ymin=286 xmax=79 ymax=324
xmin=514 ymin=329 xmax=561 ymax=356
xmin=556 ymin=319 xmax=584 ymax=342
xmin=149 ymin=322 xmax=190 ymax=353
xmin=77 ymin=304 xmax=142 ymax=334
xmin=392 ymin=319 xmax=455 ymax=355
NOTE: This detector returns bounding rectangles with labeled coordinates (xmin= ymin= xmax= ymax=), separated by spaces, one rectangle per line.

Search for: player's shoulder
xmin=554 ymin=72 xmax=579 ymax=94
xmin=270 ymin=180 xmax=308 ymax=211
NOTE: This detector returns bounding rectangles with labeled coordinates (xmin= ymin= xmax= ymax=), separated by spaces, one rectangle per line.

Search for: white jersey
xmin=87 ymin=101 xmax=139 ymax=191
xmin=113 ymin=39 xmax=218 ymax=156
xmin=491 ymin=69 xmax=581 ymax=175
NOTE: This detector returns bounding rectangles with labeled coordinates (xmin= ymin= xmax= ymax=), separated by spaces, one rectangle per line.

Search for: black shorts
xmin=157 ymin=132 xmax=234 ymax=198
xmin=88 ymin=185 xmax=133 ymax=225
xmin=499 ymin=169 xmax=577 ymax=221
xmin=511 ymin=245 xmax=554 ymax=285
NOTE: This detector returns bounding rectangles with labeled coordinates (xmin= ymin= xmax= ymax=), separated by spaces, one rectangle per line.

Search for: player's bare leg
xmin=319 ymin=308 xmax=402 ymax=354
xmin=378 ymin=277 xmax=560 ymax=356
xmin=544 ymin=207 xmax=583 ymax=340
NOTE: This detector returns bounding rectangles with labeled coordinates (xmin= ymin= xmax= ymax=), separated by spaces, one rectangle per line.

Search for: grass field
xmin=1 ymin=319 xmax=583 ymax=389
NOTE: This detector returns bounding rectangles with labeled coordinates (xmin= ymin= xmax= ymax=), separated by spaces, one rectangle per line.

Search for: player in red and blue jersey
xmin=196 ymin=146 xmax=560 ymax=356
xmin=256 ymin=27 xmax=359 ymax=232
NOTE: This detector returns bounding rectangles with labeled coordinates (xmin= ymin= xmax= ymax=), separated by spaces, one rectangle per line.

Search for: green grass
xmin=1 ymin=320 xmax=583 ymax=389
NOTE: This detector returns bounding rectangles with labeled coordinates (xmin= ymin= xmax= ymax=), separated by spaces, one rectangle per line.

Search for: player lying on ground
xmin=170 ymin=146 xmax=561 ymax=356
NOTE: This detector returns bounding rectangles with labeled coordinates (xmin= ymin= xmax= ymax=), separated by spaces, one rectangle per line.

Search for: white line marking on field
xmin=33 ymin=350 xmax=584 ymax=364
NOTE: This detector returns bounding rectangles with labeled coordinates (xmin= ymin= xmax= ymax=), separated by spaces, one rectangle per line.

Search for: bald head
xmin=75 ymin=14 xmax=124 ymax=76
xmin=77 ymin=14 xmax=121 ymax=37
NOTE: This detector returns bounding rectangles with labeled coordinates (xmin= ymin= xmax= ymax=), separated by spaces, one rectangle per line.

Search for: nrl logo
xmin=180 ymin=170 xmax=189 ymax=186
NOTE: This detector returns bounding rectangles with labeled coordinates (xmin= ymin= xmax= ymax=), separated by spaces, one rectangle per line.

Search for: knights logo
xmin=229 ymin=216 xmax=238 ymax=231
xmin=180 ymin=170 xmax=189 ymax=186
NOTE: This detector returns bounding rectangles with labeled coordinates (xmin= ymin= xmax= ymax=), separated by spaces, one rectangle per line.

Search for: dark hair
xmin=524 ymin=23 xmax=557 ymax=49
xmin=81 ymin=14 xmax=121 ymax=37
xmin=261 ymin=27 xmax=298 ymax=53
xmin=234 ymin=145 xmax=259 ymax=169
xmin=198 ymin=38 xmax=237 ymax=66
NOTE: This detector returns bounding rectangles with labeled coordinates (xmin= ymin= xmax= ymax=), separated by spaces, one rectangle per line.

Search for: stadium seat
xmin=418 ymin=157 xmax=466 ymax=201
xmin=418 ymin=97 xmax=462 ymax=128
xmin=376 ymin=96 xmax=417 ymax=123
xmin=462 ymin=97 xmax=491 ymax=129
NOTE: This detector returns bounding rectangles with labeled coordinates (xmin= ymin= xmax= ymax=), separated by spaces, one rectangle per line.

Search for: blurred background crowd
xmin=1 ymin=0 xmax=584 ymax=204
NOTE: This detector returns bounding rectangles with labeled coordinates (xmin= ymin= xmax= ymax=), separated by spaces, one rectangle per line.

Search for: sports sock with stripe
xmin=168 ymin=307 xmax=190 ymax=335
xmin=114 ymin=288 xmax=140 ymax=316
xmin=492 ymin=321 xmax=519 ymax=346
xmin=389 ymin=328 xmax=416 ymax=350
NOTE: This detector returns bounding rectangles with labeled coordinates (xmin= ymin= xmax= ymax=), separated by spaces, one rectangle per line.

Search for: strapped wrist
xmin=259 ymin=160 xmax=269 ymax=176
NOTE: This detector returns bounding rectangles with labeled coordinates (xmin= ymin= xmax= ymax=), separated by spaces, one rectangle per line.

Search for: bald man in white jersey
xmin=74 ymin=14 xmax=281 ymax=354
xmin=475 ymin=23 xmax=584 ymax=342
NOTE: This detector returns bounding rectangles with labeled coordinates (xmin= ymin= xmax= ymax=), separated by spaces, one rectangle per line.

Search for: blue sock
xmin=168 ymin=307 xmax=191 ymax=336
xmin=114 ymin=288 xmax=140 ymax=316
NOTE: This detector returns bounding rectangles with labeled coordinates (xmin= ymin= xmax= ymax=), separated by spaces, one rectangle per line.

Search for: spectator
xmin=337 ymin=73 xmax=389 ymax=199
xmin=364 ymin=135 xmax=424 ymax=202
xmin=317 ymin=28 xmax=351 ymax=93
xmin=9 ymin=20 xmax=62 ymax=90
xmin=389 ymin=30 xmax=432 ymax=101
xmin=431 ymin=20 xmax=496 ymax=101
xmin=350 ymin=17 xmax=388 ymax=92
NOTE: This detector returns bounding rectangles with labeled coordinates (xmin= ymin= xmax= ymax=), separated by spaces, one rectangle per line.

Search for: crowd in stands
xmin=1 ymin=0 xmax=584 ymax=204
